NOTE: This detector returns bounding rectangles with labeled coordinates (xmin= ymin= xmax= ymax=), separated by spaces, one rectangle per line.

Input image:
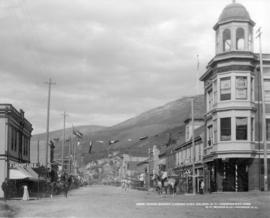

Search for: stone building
xmin=200 ymin=1 xmax=270 ymax=192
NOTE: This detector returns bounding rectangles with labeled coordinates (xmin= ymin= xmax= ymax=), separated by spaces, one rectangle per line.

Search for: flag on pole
xmin=89 ymin=140 xmax=93 ymax=153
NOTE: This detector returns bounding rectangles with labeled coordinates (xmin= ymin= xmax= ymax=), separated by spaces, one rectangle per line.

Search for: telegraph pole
xmin=191 ymin=97 xmax=196 ymax=194
xmin=62 ymin=111 xmax=67 ymax=171
xmin=256 ymin=27 xmax=268 ymax=191
xmin=45 ymin=78 xmax=55 ymax=167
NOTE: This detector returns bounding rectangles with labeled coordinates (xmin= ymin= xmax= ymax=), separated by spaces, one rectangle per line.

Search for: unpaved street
xmin=1 ymin=185 xmax=270 ymax=218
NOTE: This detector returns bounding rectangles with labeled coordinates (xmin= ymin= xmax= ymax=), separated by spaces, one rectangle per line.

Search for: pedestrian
xmin=63 ymin=182 xmax=69 ymax=198
xmin=50 ymin=182 xmax=55 ymax=198
xmin=22 ymin=185 xmax=29 ymax=201
xmin=200 ymin=180 xmax=205 ymax=194
xmin=1 ymin=178 xmax=9 ymax=201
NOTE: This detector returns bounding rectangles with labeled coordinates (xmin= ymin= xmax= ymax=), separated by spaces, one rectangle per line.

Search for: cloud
xmin=0 ymin=0 xmax=269 ymax=134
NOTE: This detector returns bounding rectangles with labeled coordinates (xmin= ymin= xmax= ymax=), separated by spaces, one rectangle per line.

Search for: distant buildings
xmin=0 ymin=104 xmax=33 ymax=198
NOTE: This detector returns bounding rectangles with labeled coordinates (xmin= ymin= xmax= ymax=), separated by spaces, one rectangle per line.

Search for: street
xmin=1 ymin=185 xmax=270 ymax=218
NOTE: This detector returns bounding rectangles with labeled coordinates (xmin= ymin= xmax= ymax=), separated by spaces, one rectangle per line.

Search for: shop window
xmin=220 ymin=77 xmax=231 ymax=100
xmin=236 ymin=76 xmax=247 ymax=100
xmin=236 ymin=117 xmax=248 ymax=140
xmin=220 ymin=117 xmax=231 ymax=141
xmin=223 ymin=29 xmax=231 ymax=51
xmin=236 ymin=28 xmax=245 ymax=50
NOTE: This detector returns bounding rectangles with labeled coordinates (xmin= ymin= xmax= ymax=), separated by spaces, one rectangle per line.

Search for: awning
xmin=9 ymin=165 xmax=39 ymax=181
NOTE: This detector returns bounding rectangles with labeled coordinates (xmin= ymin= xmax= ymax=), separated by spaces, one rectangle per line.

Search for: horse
xmin=152 ymin=174 xmax=163 ymax=195
xmin=165 ymin=177 xmax=178 ymax=196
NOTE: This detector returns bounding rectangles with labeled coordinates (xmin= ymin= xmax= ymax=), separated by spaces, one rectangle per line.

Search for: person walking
xmin=200 ymin=180 xmax=205 ymax=194
xmin=1 ymin=178 xmax=8 ymax=201
xmin=22 ymin=185 xmax=29 ymax=201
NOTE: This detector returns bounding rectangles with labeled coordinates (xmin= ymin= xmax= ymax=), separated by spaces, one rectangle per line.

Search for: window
xmin=220 ymin=117 xmax=231 ymax=141
xmin=266 ymin=119 xmax=270 ymax=141
xmin=213 ymin=80 xmax=217 ymax=104
xmin=213 ymin=120 xmax=217 ymax=144
xmin=251 ymin=117 xmax=254 ymax=141
xmin=185 ymin=125 xmax=190 ymax=141
xmin=251 ymin=77 xmax=254 ymax=101
xmin=264 ymin=79 xmax=270 ymax=102
xmin=236 ymin=28 xmax=245 ymax=50
xmin=207 ymin=125 xmax=213 ymax=146
xmin=236 ymin=76 xmax=247 ymax=100
xmin=207 ymin=89 xmax=213 ymax=111
xmin=220 ymin=77 xmax=231 ymax=100
xmin=223 ymin=29 xmax=231 ymax=51
xmin=236 ymin=117 xmax=248 ymax=140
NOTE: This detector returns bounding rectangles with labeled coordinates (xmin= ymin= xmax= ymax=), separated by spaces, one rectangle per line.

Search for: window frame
xmin=236 ymin=117 xmax=248 ymax=140
xmin=220 ymin=77 xmax=231 ymax=101
xmin=220 ymin=117 xmax=231 ymax=141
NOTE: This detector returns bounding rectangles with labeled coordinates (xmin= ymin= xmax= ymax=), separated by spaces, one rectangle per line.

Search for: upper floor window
xmin=207 ymin=125 xmax=213 ymax=146
xmin=220 ymin=117 xmax=231 ymax=141
xmin=236 ymin=117 xmax=248 ymax=140
xmin=235 ymin=76 xmax=247 ymax=100
xmin=223 ymin=29 xmax=231 ymax=52
xmin=251 ymin=77 xmax=254 ymax=101
xmin=220 ymin=77 xmax=231 ymax=100
xmin=207 ymin=89 xmax=213 ymax=111
xmin=264 ymin=79 xmax=270 ymax=102
xmin=236 ymin=28 xmax=245 ymax=50
xmin=266 ymin=119 xmax=270 ymax=141
xmin=251 ymin=117 xmax=254 ymax=141
xmin=213 ymin=80 xmax=217 ymax=104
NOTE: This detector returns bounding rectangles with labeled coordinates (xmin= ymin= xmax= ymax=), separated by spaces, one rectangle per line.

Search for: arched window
xmin=236 ymin=28 xmax=245 ymax=50
xmin=223 ymin=29 xmax=231 ymax=52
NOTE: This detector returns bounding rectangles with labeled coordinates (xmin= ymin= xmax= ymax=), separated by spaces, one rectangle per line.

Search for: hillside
xmin=30 ymin=94 xmax=205 ymax=166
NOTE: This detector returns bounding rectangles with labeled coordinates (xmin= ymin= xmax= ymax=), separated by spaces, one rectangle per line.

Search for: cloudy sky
xmin=0 ymin=0 xmax=269 ymax=134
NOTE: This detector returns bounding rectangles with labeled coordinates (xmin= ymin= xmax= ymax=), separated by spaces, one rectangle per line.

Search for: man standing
xmin=1 ymin=178 xmax=8 ymax=201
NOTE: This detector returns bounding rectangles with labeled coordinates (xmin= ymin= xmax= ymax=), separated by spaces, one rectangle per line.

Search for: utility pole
xmin=45 ymin=78 xmax=55 ymax=168
xmin=191 ymin=97 xmax=196 ymax=195
xmin=256 ymin=27 xmax=268 ymax=191
xmin=62 ymin=111 xmax=67 ymax=171
xmin=37 ymin=139 xmax=40 ymax=166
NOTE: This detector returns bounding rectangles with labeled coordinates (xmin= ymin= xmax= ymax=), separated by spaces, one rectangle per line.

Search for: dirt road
xmin=1 ymin=185 xmax=270 ymax=218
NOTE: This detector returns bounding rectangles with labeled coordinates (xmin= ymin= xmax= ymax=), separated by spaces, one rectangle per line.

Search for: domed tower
xmin=200 ymin=1 xmax=270 ymax=192
xmin=214 ymin=2 xmax=255 ymax=54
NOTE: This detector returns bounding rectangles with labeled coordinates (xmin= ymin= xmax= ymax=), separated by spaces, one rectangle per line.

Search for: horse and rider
xmin=152 ymin=170 xmax=178 ymax=195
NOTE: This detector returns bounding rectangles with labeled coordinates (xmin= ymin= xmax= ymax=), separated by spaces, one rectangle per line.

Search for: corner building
xmin=200 ymin=2 xmax=270 ymax=192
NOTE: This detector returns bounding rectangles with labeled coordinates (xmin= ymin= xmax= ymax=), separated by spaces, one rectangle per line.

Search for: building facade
xmin=0 ymin=104 xmax=33 ymax=198
xmin=200 ymin=2 xmax=270 ymax=192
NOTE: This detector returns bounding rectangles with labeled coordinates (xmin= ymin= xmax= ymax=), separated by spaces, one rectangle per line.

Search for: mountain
xmin=30 ymin=94 xmax=205 ymax=166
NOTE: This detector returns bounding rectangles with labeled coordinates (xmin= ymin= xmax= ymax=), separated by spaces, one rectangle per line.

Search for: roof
xmin=214 ymin=2 xmax=255 ymax=29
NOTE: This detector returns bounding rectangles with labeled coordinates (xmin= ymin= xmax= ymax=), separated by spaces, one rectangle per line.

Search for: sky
xmin=0 ymin=0 xmax=269 ymax=134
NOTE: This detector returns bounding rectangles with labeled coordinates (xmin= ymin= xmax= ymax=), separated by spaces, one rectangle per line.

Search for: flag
xmin=72 ymin=128 xmax=83 ymax=138
xmin=96 ymin=140 xmax=104 ymax=144
xmin=89 ymin=140 xmax=93 ymax=153
xmin=139 ymin=136 xmax=148 ymax=141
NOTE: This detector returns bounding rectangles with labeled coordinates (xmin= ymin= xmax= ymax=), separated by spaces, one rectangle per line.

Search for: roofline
xmin=213 ymin=19 xmax=255 ymax=30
